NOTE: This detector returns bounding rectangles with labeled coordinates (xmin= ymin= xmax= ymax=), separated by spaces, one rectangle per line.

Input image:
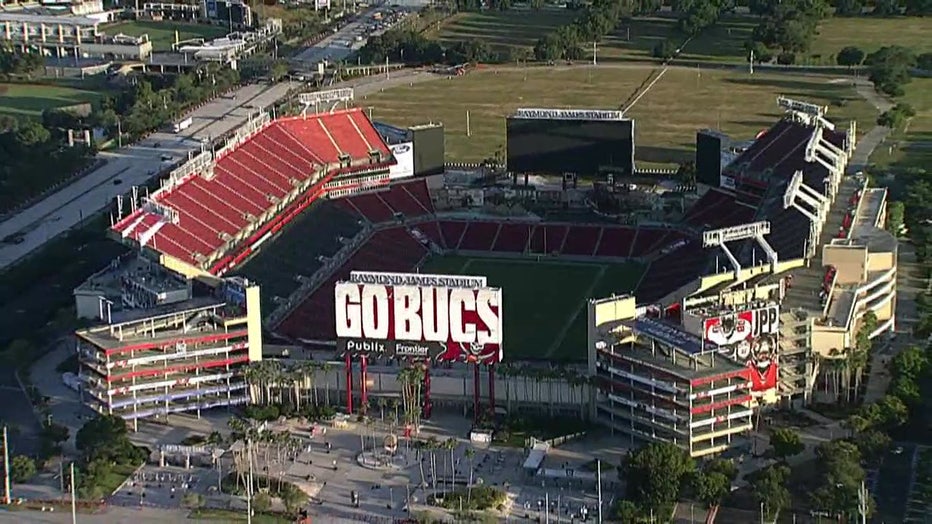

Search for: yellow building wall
xmin=245 ymin=284 xmax=263 ymax=362
xmin=866 ymin=251 xmax=895 ymax=272
xmin=823 ymin=246 xmax=867 ymax=285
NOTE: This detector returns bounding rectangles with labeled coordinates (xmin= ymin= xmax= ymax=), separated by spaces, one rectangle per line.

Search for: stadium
xmin=75 ymin=86 xmax=897 ymax=457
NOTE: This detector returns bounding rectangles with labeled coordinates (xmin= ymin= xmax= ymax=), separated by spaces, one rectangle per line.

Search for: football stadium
xmin=72 ymin=85 xmax=898 ymax=457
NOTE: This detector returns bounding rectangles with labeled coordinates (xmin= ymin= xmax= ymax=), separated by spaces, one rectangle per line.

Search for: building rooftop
xmin=606 ymin=339 xmax=748 ymax=382
xmin=75 ymin=254 xmax=188 ymax=300
xmin=848 ymin=188 xmax=896 ymax=253
xmin=77 ymin=300 xmax=242 ymax=350
xmin=0 ymin=11 xmax=100 ymax=25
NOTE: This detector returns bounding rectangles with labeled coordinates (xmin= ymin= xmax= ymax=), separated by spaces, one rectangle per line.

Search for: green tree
xmin=253 ymin=492 xmax=272 ymax=512
xmin=770 ymin=428 xmax=805 ymax=461
xmin=853 ymin=429 xmax=891 ymax=466
xmin=835 ymin=0 xmax=864 ymax=15
xmin=14 ymin=119 xmax=51 ymax=148
xmin=624 ymin=442 xmax=696 ymax=513
xmin=873 ymin=0 xmax=901 ymax=15
xmin=613 ymin=499 xmax=644 ymax=521
xmin=10 ymin=455 xmax=37 ymax=482
xmin=652 ymin=39 xmax=677 ymax=60
xmin=692 ymin=470 xmax=731 ymax=508
xmin=837 ymin=46 xmax=865 ymax=67
xmin=887 ymin=201 xmax=905 ymax=235
xmin=917 ymin=52 xmax=932 ymax=71
xmin=905 ymin=0 xmax=932 ymax=14
xmin=810 ymin=440 xmax=872 ymax=521
xmin=281 ymin=482 xmax=307 ymax=512
xmin=182 ymin=492 xmax=205 ymax=509
xmin=867 ymin=46 xmax=916 ymax=97
xmin=751 ymin=464 xmax=791 ymax=519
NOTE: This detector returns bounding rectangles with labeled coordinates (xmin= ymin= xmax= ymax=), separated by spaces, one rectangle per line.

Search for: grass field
xmin=598 ymin=15 xmax=755 ymax=64
xmin=0 ymin=82 xmax=108 ymax=117
xmin=810 ymin=17 xmax=932 ymax=60
xmin=420 ymin=255 xmax=645 ymax=361
xmin=363 ymin=66 xmax=877 ymax=165
xmin=870 ymin=78 xmax=932 ymax=172
xmin=424 ymin=9 xmax=577 ymax=54
xmin=102 ymin=21 xmax=228 ymax=52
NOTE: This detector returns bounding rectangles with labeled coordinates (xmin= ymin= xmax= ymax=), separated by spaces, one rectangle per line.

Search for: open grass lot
xmin=102 ymin=21 xmax=228 ymax=52
xmin=599 ymin=15 xmax=755 ymax=64
xmin=420 ymin=255 xmax=644 ymax=361
xmin=364 ymin=66 xmax=876 ymax=165
xmin=424 ymin=9 xmax=577 ymax=53
xmin=0 ymin=82 xmax=107 ymax=117
xmin=870 ymin=78 xmax=932 ymax=172
xmin=810 ymin=17 xmax=932 ymax=61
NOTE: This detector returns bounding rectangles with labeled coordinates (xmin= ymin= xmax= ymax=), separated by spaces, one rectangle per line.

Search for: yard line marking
xmin=544 ymin=264 xmax=607 ymax=359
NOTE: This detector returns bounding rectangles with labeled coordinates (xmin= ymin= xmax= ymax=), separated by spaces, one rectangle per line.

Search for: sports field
xmin=598 ymin=15 xmax=756 ymax=64
xmin=0 ymin=82 xmax=107 ymax=117
xmin=363 ymin=66 xmax=877 ymax=166
xmin=102 ymin=21 xmax=228 ymax=52
xmin=810 ymin=17 xmax=932 ymax=59
xmin=424 ymin=9 xmax=577 ymax=54
xmin=420 ymin=255 xmax=645 ymax=362
xmin=871 ymin=77 xmax=932 ymax=172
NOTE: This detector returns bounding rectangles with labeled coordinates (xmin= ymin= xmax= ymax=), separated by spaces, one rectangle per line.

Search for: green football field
xmin=420 ymin=255 xmax=646 ymax=362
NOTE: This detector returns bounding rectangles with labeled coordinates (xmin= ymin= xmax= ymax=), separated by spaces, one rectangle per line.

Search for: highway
xmin=0 ymin=81 xmax=297 ymax=270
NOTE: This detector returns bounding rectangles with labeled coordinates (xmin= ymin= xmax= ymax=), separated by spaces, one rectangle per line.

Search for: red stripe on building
xmin=107 ymin=355 xmax=250 ymax=383
xmin=690 ymin=368 xmax=752 ymax=387
xmin=104 ymin=330 xmax=249 ymax=356
xmin=690 ymin=395 xmax=752 ymax=415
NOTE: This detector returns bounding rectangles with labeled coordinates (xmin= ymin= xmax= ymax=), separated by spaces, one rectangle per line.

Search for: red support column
xmin=423 ymin=361 xmax=432 ymax=419
xmin=473 ymin=362 xmax=481 ymax=421
xmin=360 ymin=355 xmax=368 ymax=413
xmin=488 ymin=364 xmax=496 ymax=415
xmin=345 ymin=352 xmax=353 ymax=414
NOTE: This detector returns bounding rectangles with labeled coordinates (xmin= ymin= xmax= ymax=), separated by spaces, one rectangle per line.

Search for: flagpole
xmin=597 ymin=459 xmax=603 ymax=523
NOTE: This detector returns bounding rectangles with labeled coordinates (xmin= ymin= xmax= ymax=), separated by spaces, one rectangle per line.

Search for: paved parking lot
xmin=109 ymin=466 xmax=219 ymax=510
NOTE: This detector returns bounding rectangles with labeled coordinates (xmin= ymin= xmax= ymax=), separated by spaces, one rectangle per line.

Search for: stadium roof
xmin=111 ymin=108 xmax=392 ymax=272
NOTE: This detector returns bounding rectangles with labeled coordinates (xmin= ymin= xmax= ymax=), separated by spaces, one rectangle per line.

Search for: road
xmin=0 ymin=81 xmax=297 ymax=271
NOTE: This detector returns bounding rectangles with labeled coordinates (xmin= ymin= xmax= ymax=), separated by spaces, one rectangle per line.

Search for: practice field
xmin=598 ymin=15 xmax=756 ymax=64
xmin=0 ymin=82 xmax=107 ymax=117
xmin=424 ymin=9 xmax=577 ymax=53
xmin=102 ymin=21 xmax=228 ymax=52
xmin=363 ymin=66 xmax=877 ymax=165
xmin=420 ymin=255 xmax=645 ymax=362
xmin=810 ymin=17 xmax=932 ymax=60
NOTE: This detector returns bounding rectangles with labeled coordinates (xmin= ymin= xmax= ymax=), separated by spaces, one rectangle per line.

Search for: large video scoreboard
xmin=506 ymin=108 xmax=635 ymax=176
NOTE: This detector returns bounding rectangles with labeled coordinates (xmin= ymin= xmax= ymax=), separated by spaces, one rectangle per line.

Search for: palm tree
xmin=398 ymin=364 xmax=426 ymax=432
xmin=377 ymin=397 xmax=388 ymax=422
xmin=426 ymin=436 xmax=440 ymax=494
xmin=445 ymin=438 xmax=457 ymax=488
xmin=464 ymin=447 xmax=476 ymax=501
xmin=499 ymin=364 xmax=513 ymax=413
xmin=321 ymin=361 xmax=333 ymax=406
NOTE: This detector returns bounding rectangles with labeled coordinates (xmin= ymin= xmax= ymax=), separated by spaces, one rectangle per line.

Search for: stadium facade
xmin=72 ymin=89 xmax=898 ymax=456
xmin=589 ymin=296 xmax=756 ymax=457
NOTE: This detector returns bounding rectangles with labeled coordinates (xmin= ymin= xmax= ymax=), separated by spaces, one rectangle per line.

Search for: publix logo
xmin=392 ymin=144 xmax=411 ymax=154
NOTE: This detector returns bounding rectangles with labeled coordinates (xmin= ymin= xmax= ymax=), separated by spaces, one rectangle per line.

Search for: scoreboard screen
xmin=506 ymin=109 xmax=634 ymax=176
